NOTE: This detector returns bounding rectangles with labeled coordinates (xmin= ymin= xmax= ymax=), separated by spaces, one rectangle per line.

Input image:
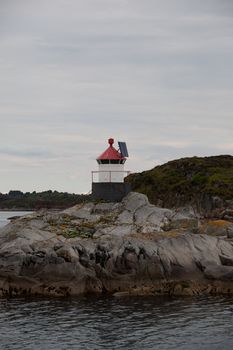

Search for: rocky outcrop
xmin=1 ymin=192 xmax=233 ymax=297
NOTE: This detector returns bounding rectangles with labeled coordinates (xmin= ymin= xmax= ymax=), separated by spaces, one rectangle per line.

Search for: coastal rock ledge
xmin=1 ymin=192 xmax=233 ymax=297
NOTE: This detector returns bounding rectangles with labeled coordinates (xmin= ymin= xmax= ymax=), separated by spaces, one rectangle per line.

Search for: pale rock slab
xmin=63 ymin=203 xmax=100 ymax=222
xmin=116 ymin=210 xmax=134 ymax=224
xmin=93 ymin=202 xmax=122 ymax=214
xmin=122 ymin=192 xmax=149 ymax=213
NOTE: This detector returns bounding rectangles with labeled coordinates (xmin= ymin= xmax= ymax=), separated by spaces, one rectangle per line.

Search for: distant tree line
xmin=0 ymin=190 xmax=91 ymax=210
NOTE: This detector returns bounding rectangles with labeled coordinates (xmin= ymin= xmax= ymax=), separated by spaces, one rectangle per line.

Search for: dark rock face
xmin=1 ymin=233 xmax=233 ymax=297
xmin=1 ymin=192 xmax=233 ymax=297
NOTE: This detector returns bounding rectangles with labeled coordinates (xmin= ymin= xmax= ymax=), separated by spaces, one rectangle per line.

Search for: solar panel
xmin=118 ymin=141 xmax=129 ymax=157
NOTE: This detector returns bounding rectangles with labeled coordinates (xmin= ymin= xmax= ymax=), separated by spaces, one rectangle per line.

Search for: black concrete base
xmin=92 ymin=182 xmax=131 ymax=202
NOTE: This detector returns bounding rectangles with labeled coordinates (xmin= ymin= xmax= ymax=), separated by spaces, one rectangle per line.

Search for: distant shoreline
xmin=0 ymin=191 xmax=91 ymax=212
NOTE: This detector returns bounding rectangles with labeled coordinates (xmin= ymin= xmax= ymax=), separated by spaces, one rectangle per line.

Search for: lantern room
xmin=96 ymin=138 xmax=126 ymax=183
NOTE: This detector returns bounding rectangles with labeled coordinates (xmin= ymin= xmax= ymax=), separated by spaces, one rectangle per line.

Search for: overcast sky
xmin=0 ymin=0 xmax=233 ymax=193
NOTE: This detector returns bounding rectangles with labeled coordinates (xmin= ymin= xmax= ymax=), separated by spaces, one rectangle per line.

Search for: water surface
xmin=0 ymin=296 xmax=233 ymax=350
xmin=0 ymin=211 xmax=33 ymax=228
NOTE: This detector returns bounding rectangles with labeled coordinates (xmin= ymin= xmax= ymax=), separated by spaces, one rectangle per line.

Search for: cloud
xmin=0 ymin=147 xmax=52 ymax=159
xmin=0 ymin=0 xmax=232 ymax=193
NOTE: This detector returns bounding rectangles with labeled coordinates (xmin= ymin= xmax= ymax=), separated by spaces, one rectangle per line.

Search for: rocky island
xmin=1 ymin=191 xmax=233 ymax=298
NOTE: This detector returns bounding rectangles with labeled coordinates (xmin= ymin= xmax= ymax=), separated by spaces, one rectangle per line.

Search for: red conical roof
xmin=97 ymin=138 xmax=125 ymax=160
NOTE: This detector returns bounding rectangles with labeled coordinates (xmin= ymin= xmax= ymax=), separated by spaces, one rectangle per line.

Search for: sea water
xmin=0 ymin=296 xmax=233 ymax=350
xmin=0 ymin=211 xmax=33 ymax=228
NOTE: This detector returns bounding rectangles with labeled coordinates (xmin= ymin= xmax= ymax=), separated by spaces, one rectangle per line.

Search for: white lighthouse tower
xmin=92 ymin=138 xmax=131 ymax=202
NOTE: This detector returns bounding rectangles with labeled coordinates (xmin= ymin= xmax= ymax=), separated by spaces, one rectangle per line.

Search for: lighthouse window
xmin=98 ymin=159 xmax=125 ymax=164
xmin=98 ymin=160 xmax=110 ymax=164
xmin=110 ymin=160 xmax=120 ymax=164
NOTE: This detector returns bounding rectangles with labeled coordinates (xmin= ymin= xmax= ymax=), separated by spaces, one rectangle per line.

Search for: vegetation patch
xmin=126 ymin=155 xmax=233 ymax=208
xmin=47 ymin=216 xmax=96 ymax=239
xmin=62 ymin=229 xmax=94 ymax=239
xmin=128 ymin=230 xmax=184 ymax=241
xmin=180 ymin=281 xmax=191 ymax=289
xmin=199 ymin=219 xmax=231 ymax=236
xmin=207 ymin=220 xmax=230 ymax=228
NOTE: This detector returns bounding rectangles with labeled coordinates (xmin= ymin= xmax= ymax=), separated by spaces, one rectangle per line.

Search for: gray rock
xmin=116 ymin=210 xmax=134 ymax=224
xmin=108 ymin=225 xmax=134 ymax=237
xmin=219 ymin=254 xmax=233 ymax=266
xmin=169 ymin=217 xmax=199 ymax=232
xmin=94 ymin=224 xmax=134 ymax=238
xmin=173 ymin=206 xmax=199 ymax=219
xmin=2 ymin=192 xmax=233 ymax=297
xmin=227 ymin=225 xmax=233 ymax=238
xmin=56 ymin=246 xmax=79 ymax=262
xmin=27 ymin=219 xmax=49 ymax=231
xmin=147 ymin=207 xmax=171 ymax=227
xmin=201 ymin=220 xmax=231 ymax=237
xmin=204 ymin=265 xmax=233 ymax=281
xmin=140 ymin=225 xmax=161 ymax=234
xmin=63 ymin=203 xmax=100 ymax=222
xmin=93 ymin=202 xmax=122 ymax=214
xmin=122 ymin=192 xmax=149 ymax=213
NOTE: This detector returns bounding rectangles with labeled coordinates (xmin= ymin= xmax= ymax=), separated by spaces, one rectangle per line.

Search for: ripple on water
xmin=0 ymin=296 xmax=233 ymax=350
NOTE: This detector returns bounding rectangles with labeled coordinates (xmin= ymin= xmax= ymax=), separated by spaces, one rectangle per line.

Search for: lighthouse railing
xmin=91 ymin=170 xmax=130 ymax=183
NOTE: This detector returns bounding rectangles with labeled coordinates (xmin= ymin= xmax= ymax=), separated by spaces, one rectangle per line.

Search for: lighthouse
xmin=91 ymin=138 xmax=131 ymax=202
